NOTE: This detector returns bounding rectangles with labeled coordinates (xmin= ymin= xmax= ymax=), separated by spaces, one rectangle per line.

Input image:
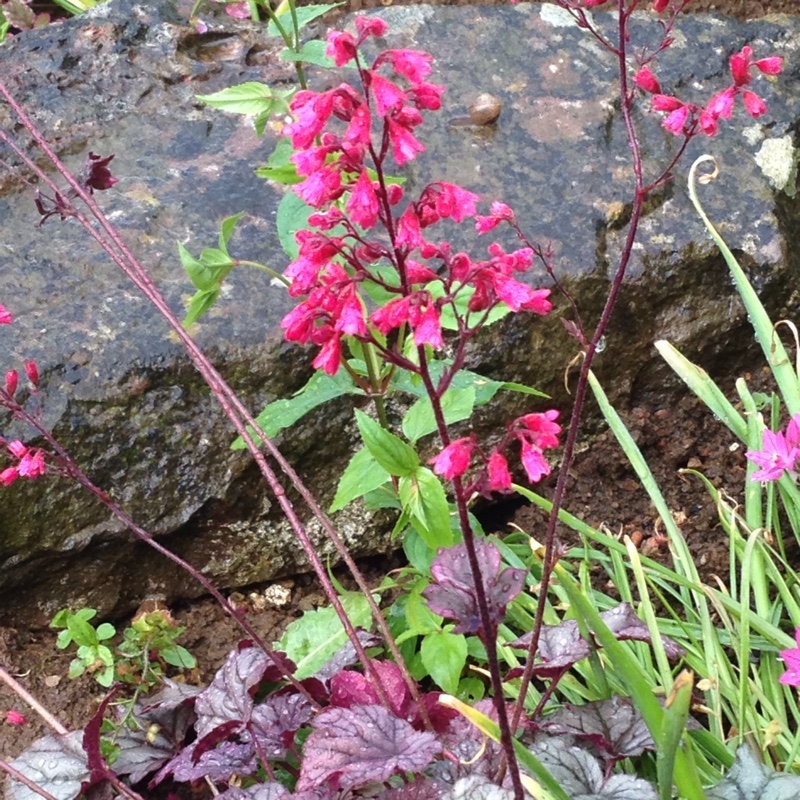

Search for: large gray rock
xmin=0 ymin=0 xmax=797 ymax=624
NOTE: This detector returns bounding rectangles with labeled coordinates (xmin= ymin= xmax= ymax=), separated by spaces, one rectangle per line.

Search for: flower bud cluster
xmin=636 ymin=46 xmax=782 ymax=137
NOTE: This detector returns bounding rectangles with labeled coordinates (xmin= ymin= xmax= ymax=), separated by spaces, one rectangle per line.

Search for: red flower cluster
xmin=278 ymin=18 xmax=552 ymax=379
xmin=430 ymin=410 xmax=562 ymax=491
xmin=1 ymin=439 xmax=45 ymax=486
xmin=637 ymin=46 xmax=782 ymax=137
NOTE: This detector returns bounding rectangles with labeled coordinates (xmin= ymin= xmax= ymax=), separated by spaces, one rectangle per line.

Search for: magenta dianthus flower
xmin=780 ymin=628 xmax=800 ymax=687
xmin=746 ymin=428 xmax=798 ymax=482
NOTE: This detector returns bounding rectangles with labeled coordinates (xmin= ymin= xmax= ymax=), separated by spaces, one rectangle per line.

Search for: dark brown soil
xmin=0 ymin=0 xmax=794 ymax=767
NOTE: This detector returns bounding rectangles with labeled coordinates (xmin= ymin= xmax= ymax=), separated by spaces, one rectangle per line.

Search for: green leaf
xmin=500 ymin=381 xmax=548 ymax=398
xmin=355 ymin=410 xmax=419 ymax=477
xmin=183 ymin=289 xmax=220 ymax=329
xmin=178 ymin=242 xmax=217 ymax=291
xmin=279 ymin=40 xmax=336 ymax=68
xmin=402 ymin=386 xmax=476 ymax=444
xmin=67 ymin=613 xmax=99 ymax=647
xmin=256 ymin=138 xmax=301 ymax=184
xmin=68 ymin=658 xmax=86 ymax=679
xmin=56 ymin=629 xmax=73 ymax=649
xmin=276 ymin=191 xmax=314 ymax=260
xmin=196 ymin=82 xmax=276 ymax=116
xmin=421 ymin=630 xmax=467 ymax=694
xmin=160 ymin=645 xmax=197 ymax=669
xmin=657 ymin=671 xmax=694 ymax=800
xmin=399 ymin=468 xmax=453 ymax=549
xmin=219 ymin=212 xmax=245 ymax=253
xmin=403 ymin=527 xmax=436 ymax=573
xmin=330 ymin=447 xmax=391 ymax=512
xmin=277 ymin=593 xmax=372 ymax=680
xmin=266 ymin=3 xmax=343 ymax=36
xmin=232 ymin=370 xmax=363 ymax=450
xmin=405 ymin=582 xmax=441 ymax=635
xmin=96 ymin=623 xmax=115 ymax=641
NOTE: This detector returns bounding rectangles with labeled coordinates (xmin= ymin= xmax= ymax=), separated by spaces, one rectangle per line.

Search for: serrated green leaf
xmin=178 ymin=242 xmax=217 ymax=291
xmin=355 ymin=410 xmax=419 ymax=477
xmin=276 ymin=191 xmax=314 ymax=260
xmin=330 ymin=447 xmax=391 ymax=513
xmin=402 ymin=386 xmax=476 ymax=443
xmin=196 ymin=82 xmax=275 ymax=116
xmin=266 ymin=3 xmax=343 ymax=37
xmin=279 ymin=40 xmax=336 ymax=68
xmin=399 ymin=468 xmax=453 ymax=549
xmin=219 ymin=212 xmax=245 ymax=253
xmin=232 ymin=370 xmax=362 ymax=450
xmin=199 ymin=248 xmax=235 ymax=271
xmin=277 ymin=593 xmax=372 ymax=680
xmin=421 ymin=630 xmax=467 ymax=694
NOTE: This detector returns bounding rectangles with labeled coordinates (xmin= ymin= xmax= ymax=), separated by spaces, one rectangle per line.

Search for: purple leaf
xmin=153 ymin=738 xmax=257 ymax=785
xmin=382 ymin=778 xmax=449 ymax=799
xmin=216 ymin=785 xmax=292 ymax=800
xmin=6 ymin=731 xmax=88 ymax=800
xmin=511 ymin=619 xmax=590 ymax=676
xmin=529 ymin=734 xmax=657 ymax=800
xmin=315 ymin=631 xmax=381 ymax=682
xmin=599 ymin=604 xmax=685 ymax=660
xmin=250 ymin=693 xmax=313 ymax=759
xmin=195 ymin=645 xmax=271 ymax=737
xmin=83 ymin=689 xmax=118 ymax=783
xmin=446 ymin=775 xmax=515 ymax=799
xmin=538 ymin=696 xmax=654 ymax=759
xmin=113 ymin=726 xmax=176 ymax=784
xmin=330 ymin=659 xmax=412 ymax=719
xmin=423 ymin=541 xmax=526 ymax=634
xmin=138 ymin=678 xmax=201 ymax=743
xmin=296 ymin=704 xmax=442 ymax=792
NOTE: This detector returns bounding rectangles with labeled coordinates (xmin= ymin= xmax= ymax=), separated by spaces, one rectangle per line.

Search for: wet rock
xmin=0 ymin=0 xmax=797 ymax=623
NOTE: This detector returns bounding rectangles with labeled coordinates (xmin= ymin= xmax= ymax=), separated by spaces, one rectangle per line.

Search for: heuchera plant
xmin=0 ymin=0 xmax=788 ymax=799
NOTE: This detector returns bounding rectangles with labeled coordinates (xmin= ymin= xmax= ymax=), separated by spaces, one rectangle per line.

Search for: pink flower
xmin=634 ymin=67 xmax=661 ymax=94
xmin=742 ymin=90 xmax=767 ymax=118
xmin=519 ymin=410 xmax=561 ymax=449
xmin=312 ymin=333 xmax=342 ymax=376
xmin=410 ymin=82 xmax=445 ymax=111
xmin=475 ymin=201 xmax=515 ymax=234
xmin=370 ymin=73 xmax=407 ymax=116
xmin=487 ymin=452 xmax=513 ymax=492
xmin=354 ymin=16 xmax=388 ymax=41
xmin=746 ymin=428 xmax=798 ymax=482
xmin=327 ymin=31 xmax=357 ymax=66
xmin=395 ymin=207 xmax=424 ymax=250
xmin=5 ymin=370 xmax=18 ymax=397
xmin=0 ymin=305 xmax=11 ymax=325
xmin=786 ymin=414 xmax=800 ymax=449
xmin=730 ymin=47 xmax=754 ymax=86
xmin=83 ymin=152 xmax=118 ymax=193
xmin=18 ymin=449 xmax=45 ymax=478
xmin=707 ymin=88 xmax=735 ymax=120
xmin=651 ymin=95 xmax=684 ymax=112
xmin=779 ymin=628 xmax=800 ymax=687
xmin=413 ymin=303 xmax=443 ymax=349
xmin=346 ymin=170 xmax=380 ymax=230
xmin=25 ymin=360 xmax=39 ymax=386
xmin=386 ymin=108 xmax=425 ymax=166
xmin=416 ymin=182 xmax=479 ymax=226
xmin=520 ymin=442 xmax=551 ymax=483
xmin=662 ymin=104 xmax=690 ymax=135
xmin=754 ymin=55 xmax=783 ymax=76
xmin=377 ymin=50 xmax=433 ymax=84
xmin=430 ymin=438 xmax=474 ymax=480
xmin=7 ymin=440 xmax=27 ymax=459
xmin=224 ymin=1 xmax=251 ymax=19
xmin=295 ymin=166 xmax=343 ymax=208
xmin=5 ymin=710 xmax=25 ymax=726
xmin=0 ymin=467 xmax=18 ymax=486
xmin=698 ymin=110 xmax=719 ymax=137
xmin=651 ymin=0 xmax=669 ymax=10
